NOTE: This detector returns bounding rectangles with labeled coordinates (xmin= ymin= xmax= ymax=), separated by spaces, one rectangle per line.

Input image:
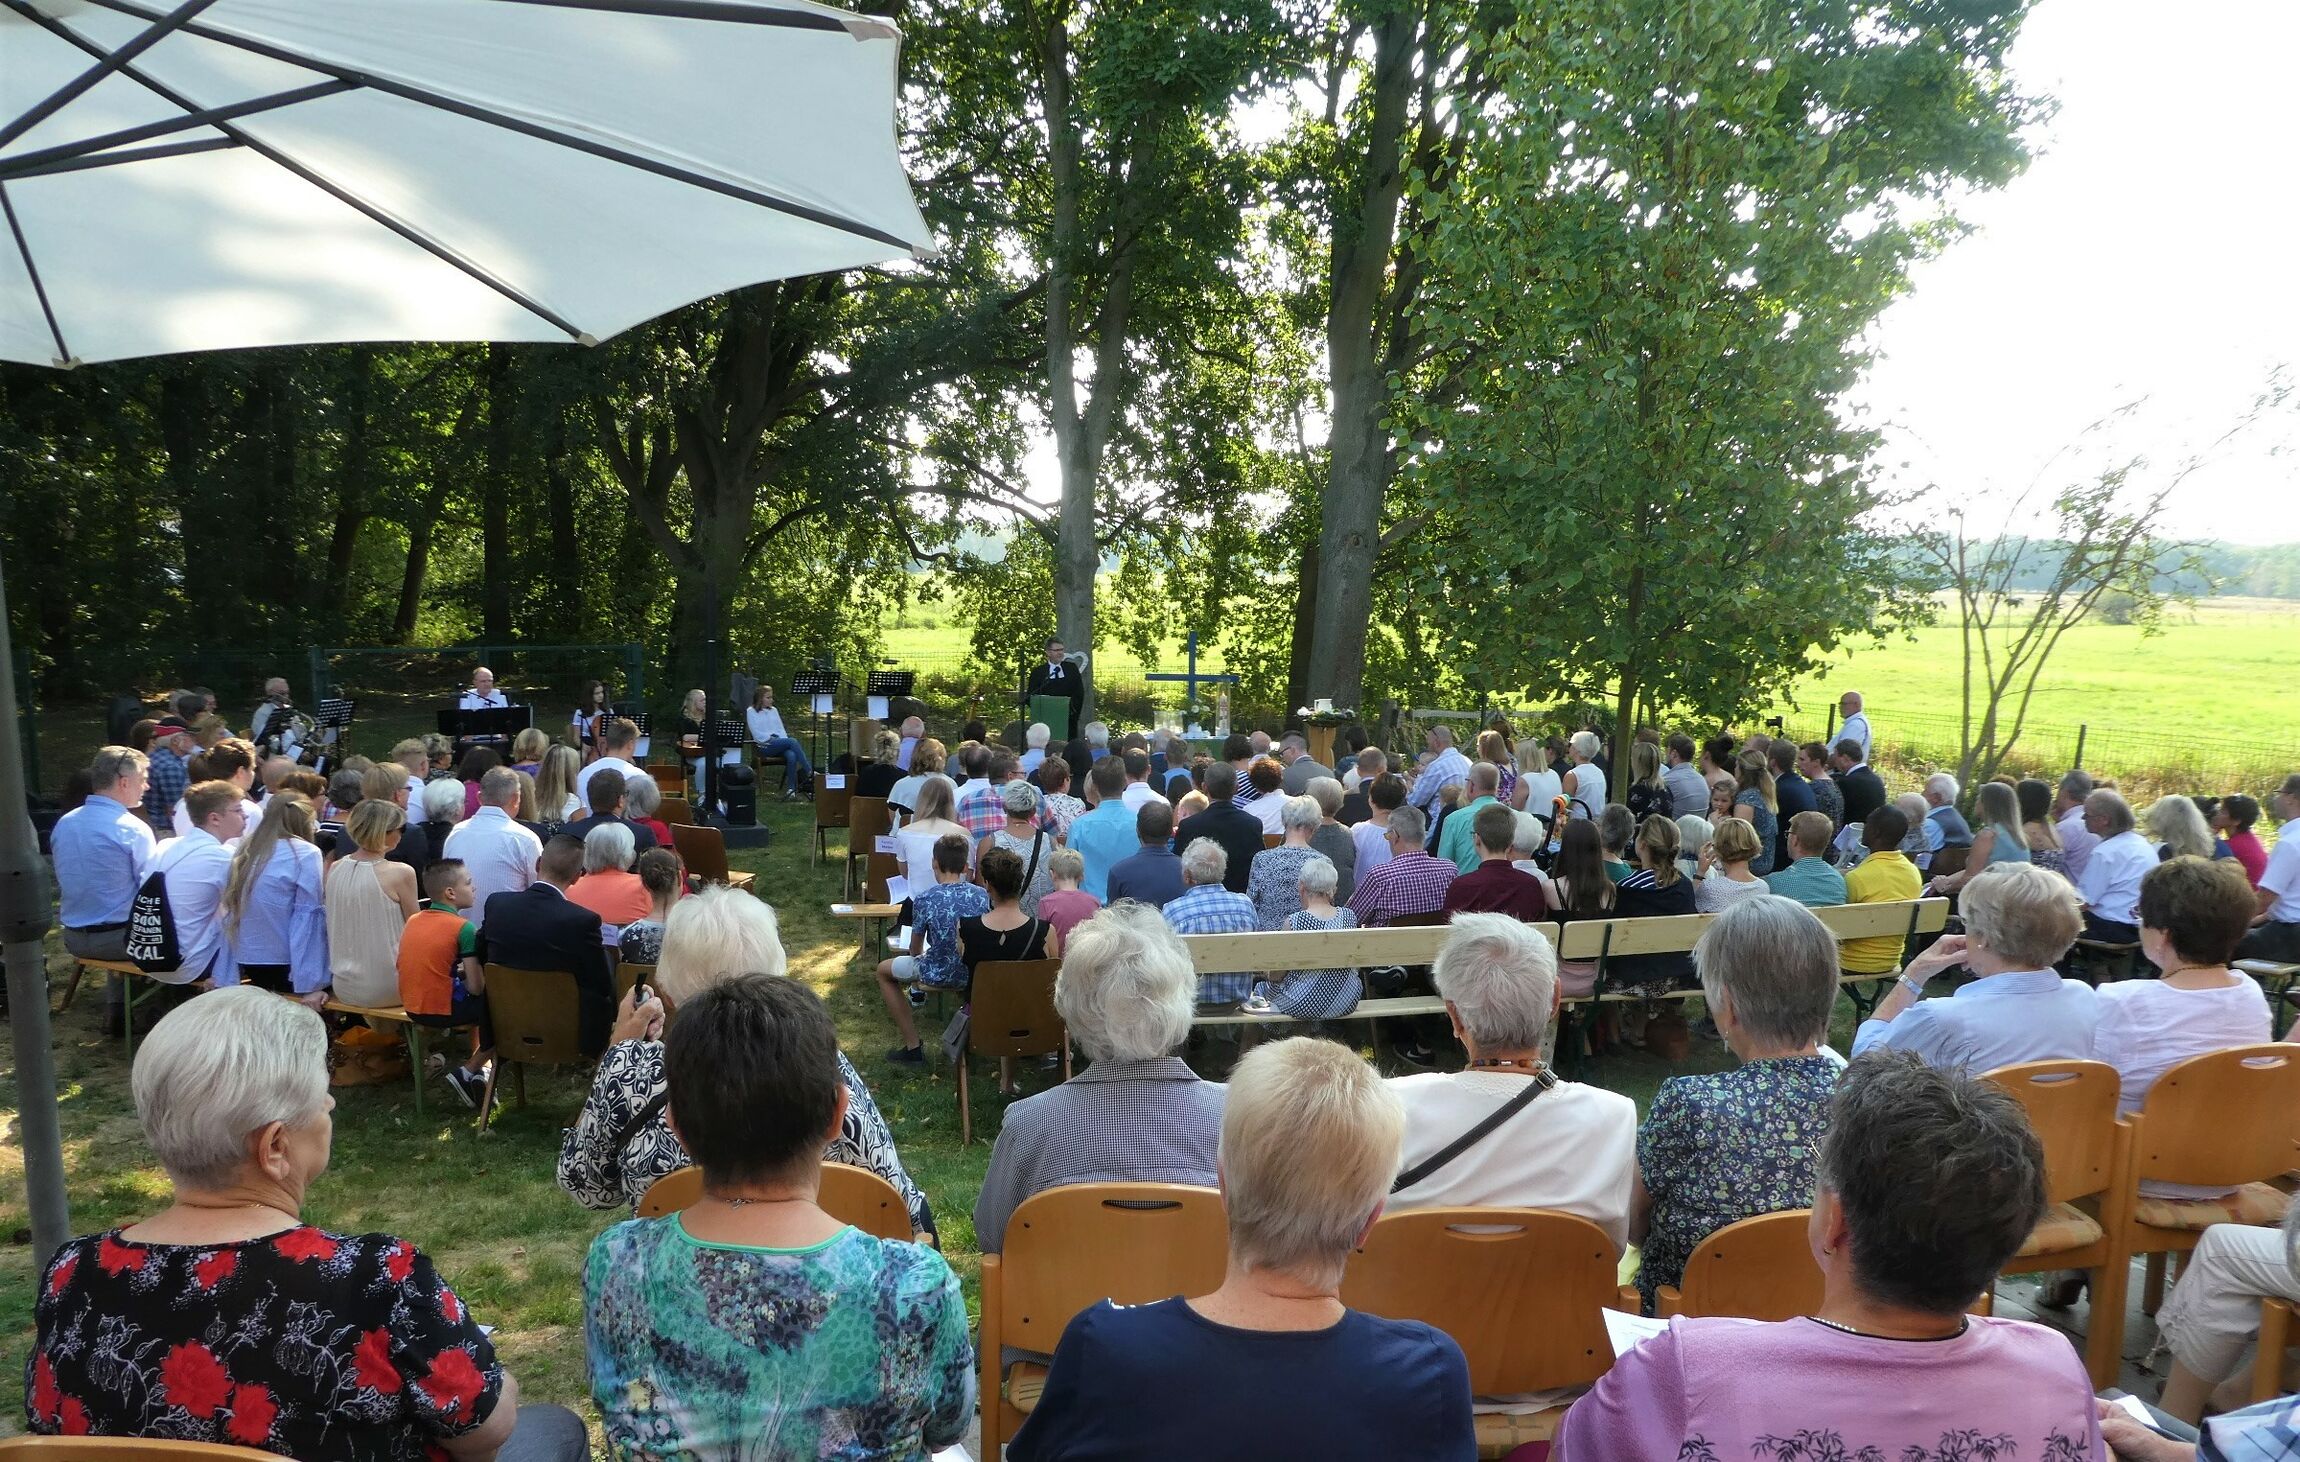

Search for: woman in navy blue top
xmin=1008 ymin=1038 xmax=1474 ymax=1462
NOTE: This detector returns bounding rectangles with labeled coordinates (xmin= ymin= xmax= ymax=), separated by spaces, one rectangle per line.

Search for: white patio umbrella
xmin=0 ymin=0 xmax=932 ymax=365
xmin=0 ymin=0 xmax=931 ymax=1266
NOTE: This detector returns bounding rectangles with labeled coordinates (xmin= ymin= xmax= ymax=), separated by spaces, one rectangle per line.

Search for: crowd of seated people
xmin=38 ymin=690 xmax=2300 ymax=1461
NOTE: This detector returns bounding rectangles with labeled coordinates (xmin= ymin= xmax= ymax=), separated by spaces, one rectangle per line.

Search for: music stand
xmin=607 ymin=706 xmax=652 ymax=759
xmin=438 ymin=706 xmax=531 ymax=756
xmin=711 ymin=716 xmax=749 ymax=771
xmin=863 ymin=669 xmax=912 ymax=728
xmin=792 ymin=669 xmax=841 ymax=789
xmin=312 ymin=698 xmax=355 ymax=774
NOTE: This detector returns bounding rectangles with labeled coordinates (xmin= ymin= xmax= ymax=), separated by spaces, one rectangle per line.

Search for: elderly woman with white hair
xmin=1562 ymin=728 xmax=1607 ymax=820
xmin=1247 ymin=854 xmax=1363 ymax=1019
xmin=1387 ymin=914 xmax=1638 ymax=1250
xmin=973 ymin=904 xmax=1224 ymax=1251
xmin=1020 ymin=720 xmax=1052 ymax=777
xmin=1246 ymin=794 xmax=1328 ymax=929
xmin=2145 ymin=793 xmax=2219 ymax=863
xmin=1008 ymin=1038 xmax=1475 ymax=1462
xmin=567 ymin=819 xmax=650 ymax=928
xmin=27 ymin=988 xmax=588 ymax=1461
xmin=1630 ymin=896 xmax=1844 ymax=1308
xmin=556 ymin=886 xmax=936 ymax=1240
xmin=1852 ymin=860 xmax=2098 ymax=1070
xmin=1306 ymin=775 xmax=1358 ymax=904
xmin=979 ymin=777 xmax=1056 ymax=916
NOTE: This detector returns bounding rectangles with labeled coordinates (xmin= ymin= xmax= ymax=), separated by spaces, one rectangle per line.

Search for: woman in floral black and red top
xmin=25 ymin=986 xmax=587 ymax=1462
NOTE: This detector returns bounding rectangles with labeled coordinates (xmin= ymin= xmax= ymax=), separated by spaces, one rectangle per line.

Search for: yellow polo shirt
xmin=1841 ymin=851 xmax=1921 ymax=973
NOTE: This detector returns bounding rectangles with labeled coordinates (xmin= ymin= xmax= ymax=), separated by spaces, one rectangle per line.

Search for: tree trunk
xmin=1286 ymin=540 xmax=1321 ymax=712
xmin=1042 ymin=15 xmax=1097 ymax=720
xmin=544 ymin=407 xmax=579 ymax=624
xmin=480 ymin=345 xmax=514 ymax=645
xmin=391 ymin=478 xmax=453 ymax=643
xmin=323 ymin=351 xmax=371 ymax=626
xmin=1305 ymin=7 xmax=1418 ymax=709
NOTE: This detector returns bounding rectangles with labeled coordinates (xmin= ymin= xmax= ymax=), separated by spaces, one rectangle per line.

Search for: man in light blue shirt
xmin=1852 ymin=863 xmax=2096 ymax=1072
xmin=1763 ymin=812 xmax=1848 ymax=908
xmin=51 ymin=746 xmax=156 ymax=963
xmin=1406 ymin=725 xmax=1471 ymax=844
xmin=1433 ymin=762 xmax=1500 ymax=873
xmin=1065 ymin=758 xmax=1140 ymax=902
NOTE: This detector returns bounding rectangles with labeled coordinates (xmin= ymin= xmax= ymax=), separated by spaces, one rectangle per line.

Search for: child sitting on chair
xmin=397 ymin=858 xmax=492 ymax=1109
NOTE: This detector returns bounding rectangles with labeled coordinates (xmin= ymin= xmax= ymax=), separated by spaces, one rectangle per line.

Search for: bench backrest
xmin=1179 ymin=924 xmax=1558 ymax=976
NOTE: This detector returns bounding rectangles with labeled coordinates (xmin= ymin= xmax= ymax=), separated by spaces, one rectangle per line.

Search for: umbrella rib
xmin=11 ymin=6 xmax=592 ymax=344
xmin=6 ymin=135 xmax=241 ymax=180
xmin=0 ymin=0 xmax=224 ymax=152
xmin=0 ymin=184 xmax=71 ymax=364
xmin=68 ymin=0 xmax=920 ymax=253
xmin=0 ymin=80 xmax=357 ymax=182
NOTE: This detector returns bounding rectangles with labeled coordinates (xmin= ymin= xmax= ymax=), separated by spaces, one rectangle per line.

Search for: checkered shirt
xmin=144 ymin=746 xmax=189 ymax=828
xmin=956 ymin=779 xmax=1009 ymax=839
xmin=1348 ymin=850 xmax=1458 ymax=927
xmin=1165 ymin=884 xmax=1259 ymax=1003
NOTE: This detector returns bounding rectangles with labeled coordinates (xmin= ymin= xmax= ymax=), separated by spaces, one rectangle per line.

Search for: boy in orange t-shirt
xmin=397 ymin=859 xmax=492 ymax=1109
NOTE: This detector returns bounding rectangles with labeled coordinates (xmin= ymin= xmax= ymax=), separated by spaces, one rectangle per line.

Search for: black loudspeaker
xmin=719 ymin=763 xmax=757 ymax=825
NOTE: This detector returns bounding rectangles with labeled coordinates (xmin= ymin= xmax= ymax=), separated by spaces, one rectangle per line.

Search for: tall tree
xmin=1402 ymin=0 xmax=2043 ymax=750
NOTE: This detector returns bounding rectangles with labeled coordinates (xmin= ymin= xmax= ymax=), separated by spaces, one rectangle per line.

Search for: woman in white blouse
xmin=1694 ymin=816 xmax=1769 ymax=913
xmin=2091 ymin=856 xmax=2270 ymax=1186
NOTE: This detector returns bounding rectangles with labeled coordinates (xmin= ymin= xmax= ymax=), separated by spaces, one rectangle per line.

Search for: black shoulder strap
xmin=1023 ymin=830 xmax=1046 ymax=893
xmin=1392 ymin=1069 xmax=1557 ymax=1194
xmin=610 ymin=1086 xmax=673 ymax=1158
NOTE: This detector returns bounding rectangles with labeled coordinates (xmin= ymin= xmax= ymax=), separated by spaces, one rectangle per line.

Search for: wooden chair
xmin=978 ymin=1182 xmax=1229 ymax=1456
xmin=1653 ymin=1210 xmax=1821 ymax=1321
xmin=636 ymin=1162 xmax=913 ymax=1239
xmin=1342 ymin=1208 xmax=1626 ymax=1455
xmin=1261 ymin=832 xmax=1282 ymax=849
xmin=1929 ymin=844 xmax=1971 ymax=880
xmin=2254 ymin=1296 xmax=2299 ymax=1403
xmin=862 ymin=850 xmax=902 ymax=904
xmin=957 ymin=957 xmax=1067 ymax=1145
xmin=1983 ymin=1059 xmax=2134 ymax=1385
xmin=0 ymin=1439 xmax=280 ymax=1460
xmin=647 ymin=764 xmax=685 ymax=797
xmin=813 ymin=782 xmax=852 ymax=866
xmin=658 ymin=796 xmax=694 ymax=827
xmin=670 ymin=822 xmax=754 ymax=894
xmin=844 ymin=795 xmax=892 ymax=897
xmin=476 ymin=964 xmax=588 ymax=1132
xmin=1385 ymin=909 xmax=1451 ymax=929
xmin=612 ymin=960 xmax=659 ymax=1007
xmin=2122 ymin=1044 xmax=2300 ymax=1313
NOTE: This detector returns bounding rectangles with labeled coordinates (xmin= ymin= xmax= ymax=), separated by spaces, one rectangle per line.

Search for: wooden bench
xmin=317 ymin=999 xmax=470 ymax=1118
xmin=69 ymin=957 xmax=169 ymax=1055
xmin=1179 ymin=899 xmax=1950 ymax=1039
xmin=2239 ymin=959 xmax=2300 ymax=1038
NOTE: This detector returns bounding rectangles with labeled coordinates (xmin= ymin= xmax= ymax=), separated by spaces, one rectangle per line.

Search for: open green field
xmin=0 ymin=797 xmax=1777 ymax=1438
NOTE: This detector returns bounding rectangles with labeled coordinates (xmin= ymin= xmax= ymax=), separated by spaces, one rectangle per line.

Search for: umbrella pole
xmin=0 ymin=557 xmax=70 ymax=1267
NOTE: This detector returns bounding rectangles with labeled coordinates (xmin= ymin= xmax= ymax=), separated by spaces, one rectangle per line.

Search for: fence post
xmin=2073 ymin=723 xmax=2087 ymax=772
xmin=623 ymin=642 xmax=645 ymax=708
xmin=308 ymin=645 xmax=329 ymax=717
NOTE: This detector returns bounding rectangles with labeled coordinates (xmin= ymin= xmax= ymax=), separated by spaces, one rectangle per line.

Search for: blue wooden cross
xmin=1143 ymin=631 xmax=1238 ymax=707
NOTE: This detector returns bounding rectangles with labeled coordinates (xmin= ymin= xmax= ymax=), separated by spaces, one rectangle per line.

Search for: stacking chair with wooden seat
xmin=2255 ymin=1296 xmax=2300 ymax=1403
xmin=1653 ymin=1209 xmax=1821 ymax=1321
xmin=2121 ymin=1044 xmax=2300 ymax=1313
xmin=647 ymin=764 xmax=685 ymax=797
xmin=978 ymin=1182 xmax=1229 ymax=1456
xmin=637 ymin=1162 xmax=914 ymax=1240
xmin=658 ymin=796 xmax=694 ymax=827
xmin=1342 ymin=1208 xmax=1626 ymax=1455
xmin=814 ymin=782 xmax=852 ymax=866
xmin=612 ymin=961 xmax=658 ymax=1007
xmin=670 ymin=822 xmax=754 ymax=893
xmin=956 ymin=958 xmax=1068 ymax=1144
xmin=844 ymin=795 xmax=892 ymax=897
xmin=1982 ymin=1059 xmax=2134 ymax=1385
xmin=476 ymin=964 xmax=589 ymax=1132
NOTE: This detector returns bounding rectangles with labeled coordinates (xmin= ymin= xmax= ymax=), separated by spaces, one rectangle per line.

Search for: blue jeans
xmin=757 ymin=736 xmax=812 ymax=791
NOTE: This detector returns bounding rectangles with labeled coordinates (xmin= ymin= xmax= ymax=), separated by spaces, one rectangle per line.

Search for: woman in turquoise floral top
xmin=584 ymin=975 xmax=973 ymax=1459
xmin=1630 ymin=895 xmax=1845 ymax=1308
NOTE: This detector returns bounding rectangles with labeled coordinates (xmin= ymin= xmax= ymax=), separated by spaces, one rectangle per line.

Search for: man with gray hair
xmin=53 ymin=745 xmax=156 ymax=966
xmin=441 ymin=765 xmax=540 ymax=929
xmin=1347 ymin=804 xmax=1457 ymax=927
xmin=1388 ymin=913 xmax=1637 ymax=1249
xmin=1405 ymin=723 xmax=1471 ymax=834
xmin=1922 ymin=772 xmax=1973 ymax=849
xmin=972 ymin=904 xmax=1222 ymax=1252
xmin=2077 ymin=788 xmax=2154 ymax=944
xmin=1338 ymin=746 xmax=1387 ymax=823
xmin=1278 ymin=731 xmax=1333 ymax=797
xmin=2053 ymin=769 xmax=2098 ymax=881
xmin=1162 ymin=841 xmax=1259 ymax=1001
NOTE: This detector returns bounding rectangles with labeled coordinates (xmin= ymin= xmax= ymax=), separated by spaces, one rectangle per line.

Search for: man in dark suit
xmin=1107 ymin=801 xmax=1188 ymax=909
xmin=1025 ymin=637 xmax=1085 ymax=741
xmin=477 ymin=834 xmax=615 ymax=1057
xmin=1336 ymin=748 xmax=1388 ymax=825
xmin=1831 ymin=738 xmax=1888 ymax=828
xmin=1172 ymin=764 xmax=1264 ymax=894
xmin=1766 ymin=739 xmax=1816 ymax=870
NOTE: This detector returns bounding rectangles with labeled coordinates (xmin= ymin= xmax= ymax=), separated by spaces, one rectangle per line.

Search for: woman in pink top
xmin=1039 ymin=848 xmax=1102 ymax=955
xmin=2215 ymin=794 xmax=2269 ymax=887
xmin=1556 ymin=1051 xmax=2102 ymax=1462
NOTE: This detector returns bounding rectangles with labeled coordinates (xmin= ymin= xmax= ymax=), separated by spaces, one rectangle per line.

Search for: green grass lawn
xmin=0 ymin=794 xmax=1828 ymax=1438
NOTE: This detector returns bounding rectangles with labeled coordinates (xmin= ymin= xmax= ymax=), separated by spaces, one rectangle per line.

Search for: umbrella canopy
xmin=0 ymin=0 xmax=932 ymax=366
